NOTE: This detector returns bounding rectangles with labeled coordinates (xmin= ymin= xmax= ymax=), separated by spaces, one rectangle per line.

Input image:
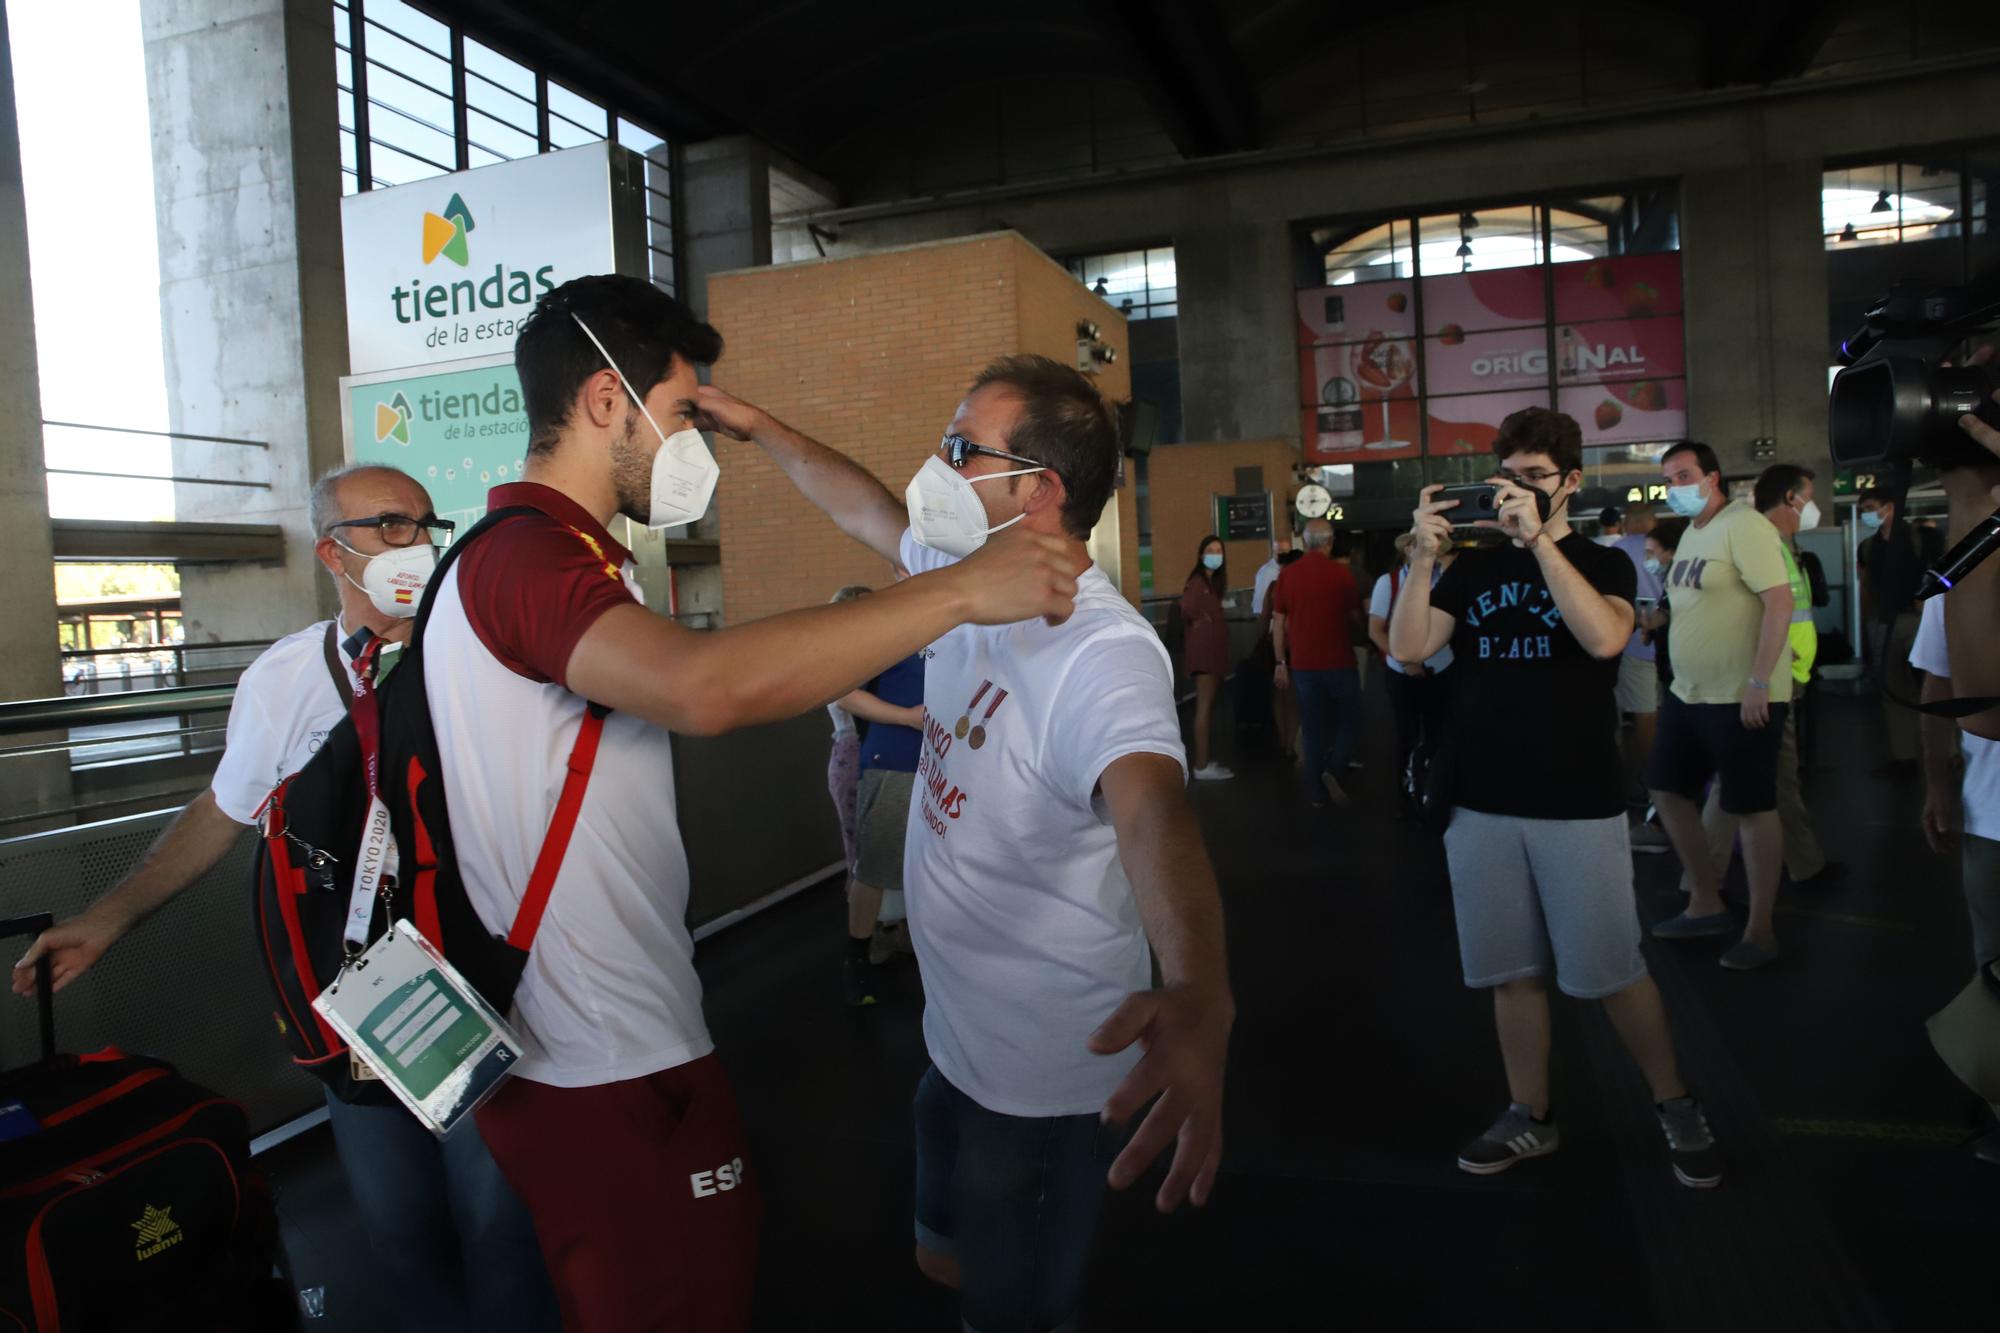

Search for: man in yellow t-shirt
xmin=1645 ymin=441 xmax=1797 ymax=971
xmin=1700 ymin=464 xmax=1839 ymax=894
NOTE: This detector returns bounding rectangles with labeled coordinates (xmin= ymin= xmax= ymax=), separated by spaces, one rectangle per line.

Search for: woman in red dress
xmin=1181 ymin=535 xmax=1234 ymax=780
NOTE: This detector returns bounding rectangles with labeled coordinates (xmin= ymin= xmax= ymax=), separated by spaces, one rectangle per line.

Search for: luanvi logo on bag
xmin=132 ymin=1204 xmax=184 ymax=1261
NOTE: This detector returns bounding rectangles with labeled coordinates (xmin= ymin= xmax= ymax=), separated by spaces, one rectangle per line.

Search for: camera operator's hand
xmin=1955 ymin=344 xmax=2000 ymax=465
xmin=1409 ymin=485 xmax=1457 ymax=559
xmin=1484 ymin=479 xmax=1546 ymax=547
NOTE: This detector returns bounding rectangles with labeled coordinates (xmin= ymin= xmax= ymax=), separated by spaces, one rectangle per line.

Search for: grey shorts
xmin=853 ymin=767 xmax=915 ymax=894
xmin=1443 ymin=807 xmax=1648 ymax=999
xmin=1615 ymin=652 xmax=1659 ymax=715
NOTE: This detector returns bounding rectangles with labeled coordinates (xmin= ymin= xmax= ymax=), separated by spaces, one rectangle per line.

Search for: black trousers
xmin=1385 ymin=667 xmax=1448 ymax=798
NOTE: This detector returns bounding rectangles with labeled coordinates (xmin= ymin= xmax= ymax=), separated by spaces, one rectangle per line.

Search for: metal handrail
xmin=0 ymin=685 xmax=236 ymax=736
xmin=60 ymin=640 xmax=270 ymax=661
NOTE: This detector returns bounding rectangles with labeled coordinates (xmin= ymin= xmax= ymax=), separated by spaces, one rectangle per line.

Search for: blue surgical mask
xmin=1665 ymin=483 xmax=1707 ymax=518
xmin=1643 ymin=557 xmax=1665 ymax=577
xmin=1859 ymin=509 xmax=1884 ymax=534
xmin=1201 ymin=552 xmax=1224 ymax=571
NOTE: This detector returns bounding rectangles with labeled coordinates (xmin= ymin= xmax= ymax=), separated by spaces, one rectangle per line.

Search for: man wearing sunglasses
xmin=1390 ymin=406 xmax=1722 ymax=1191
xmin=696 ymin=354 xmax=1232 ymax=1333
xmin=11 ymin=463 xmax=561 ymax=1331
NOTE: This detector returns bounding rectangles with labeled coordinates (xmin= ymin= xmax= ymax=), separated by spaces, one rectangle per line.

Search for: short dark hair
xmin=1662 ymin=439 xmax=1722 ymax=481
xmin=1857 ymin=485 xmax=1895 ymax=509
xmin=1650 ymin=516 xmax=1689 ymax=553
xmin=1598 ymin=505 xmax=1623 ymax=528
xmin=968 ymin=355 xmax=1120 ymax=539
xmin=1753 ymin=463 xmax=1816 ymax=514
xmin=515 ymin=275 xmax=723 ymax=455
xmin=1492 ymin=407 xmax=1582 ymax=475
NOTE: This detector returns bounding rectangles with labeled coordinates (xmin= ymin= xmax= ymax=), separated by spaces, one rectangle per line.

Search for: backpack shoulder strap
xmin=321 ymin=621 xmax=354 ymax=711
xmin=506 ymin=702 xmax=610 ymax=950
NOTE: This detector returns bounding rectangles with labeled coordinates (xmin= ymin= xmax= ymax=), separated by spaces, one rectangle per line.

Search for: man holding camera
xmin=1391 ymin=407 xmax=1720 ymax=1188
xmin=1646 ymin=441 xmax=1796 ymax=971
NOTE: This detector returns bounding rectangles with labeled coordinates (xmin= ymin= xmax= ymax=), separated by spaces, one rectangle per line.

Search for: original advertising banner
xmin=1299 ymin=335 xmax=1423 ymax=464
xmin=1425 ymin=389 xmax=1556 ymax=456
xmin=1420 ymin=268 xmax=1546 ymax=337
xmin=1296 ymin=281 xmax=1417 ymax=346
xmin=1550 ymin=253 xmax=1682 ymax=322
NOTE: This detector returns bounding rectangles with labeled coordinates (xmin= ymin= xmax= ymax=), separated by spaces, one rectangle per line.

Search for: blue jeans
xmin=323 ymin=1089 xmax=559 ymax=1333
xmin=1292 ymin=667 xmax=1360 ymax=800
xmin=913 ymin=1064 xmax=1123 ymax=1333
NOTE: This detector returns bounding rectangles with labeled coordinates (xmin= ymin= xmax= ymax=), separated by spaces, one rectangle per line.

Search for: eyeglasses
xmin=940 ymin=433 xmax=1043 ymax=473
xmin=324 ymin=512 xmax=455 ymax=548
xmin=1494 ymin=468 xmax=1564 ymax=486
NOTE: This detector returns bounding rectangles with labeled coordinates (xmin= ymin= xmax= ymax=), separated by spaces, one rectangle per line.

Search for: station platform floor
xmin=264 ymin=684 xmax=1995 ymax=1332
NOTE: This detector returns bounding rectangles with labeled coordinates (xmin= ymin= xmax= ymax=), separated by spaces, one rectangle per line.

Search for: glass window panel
xmin=1547 ymin=205 xmax=1615 ymax=260
xmin=365 ymin=0 xmax=450 ymax=58
xmin=547 ymin=82 xmax=606 ymax=137
xmin=1823 ymin=164 xmax=1902 ymax=247
xmin=339 ymin=127 xmax=357 ymax=173
xmin=465 ymin=78 xmax=535 ymax=137
xmin=342 ymin=169 xmax=360 ymax=197
xmin=338 ymin=89 xmax=355 ymax=133
xmin=367 ymin=61 xmax=454 ymax=138
xmin=467 ymin=106 xmax=538 ymax=160
xmin=547 ymin=113 xmax=604 ymax=149
xmin=463 ymin=37 xmax=534 ymax=101
xmin=1416 ymin=206 xmax=1542 ymax=276
xmin=368 ymin=140 xmax=450 ymax=186
xmin=1897 ymin=160 xmax=1961 ymax=241
xmin=617 ymin=118 xmax=665 ymax=154
xmin=1324 ymin=220 xmax=1413 ymax=285
xmin=468 ymin=144 xmax=505 ymax=168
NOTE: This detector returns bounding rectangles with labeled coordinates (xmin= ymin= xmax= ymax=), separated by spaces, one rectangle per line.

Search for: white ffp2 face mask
xmin=571 ymin=313 xmax=718 ymax=529
xmin=338 ymin=541 xmax=436 ymax=619
xmin=1797 ymin=499 xmax=1821 ymax=531
xmin=905 ymin=454 xmax=1045 ymax=557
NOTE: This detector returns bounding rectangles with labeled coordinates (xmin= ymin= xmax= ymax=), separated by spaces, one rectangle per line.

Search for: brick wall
xmin=1146 ymin=439 xmax=1299 ymax=599
xmin=707 ymin=231 xmax=1134 ymax=622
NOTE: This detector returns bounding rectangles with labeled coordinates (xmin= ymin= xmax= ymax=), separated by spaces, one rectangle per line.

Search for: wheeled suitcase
xmin=0 ymin=913 xmax=281 ymax=1331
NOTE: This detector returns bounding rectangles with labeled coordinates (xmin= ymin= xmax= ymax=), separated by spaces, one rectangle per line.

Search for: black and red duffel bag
xmin=251 ymin=506 xmax=607 ymax=1104
xmin=0 ymin=913 xmax=275 ymax=1332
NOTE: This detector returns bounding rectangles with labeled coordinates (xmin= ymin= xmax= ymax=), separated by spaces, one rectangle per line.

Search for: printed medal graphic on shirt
xmin=920 ymin=679 xmax=1012 ymax=839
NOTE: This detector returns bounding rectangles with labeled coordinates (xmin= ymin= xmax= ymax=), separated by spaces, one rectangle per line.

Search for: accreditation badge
xmin=312 ymin=921 xmax=524 ymax=1135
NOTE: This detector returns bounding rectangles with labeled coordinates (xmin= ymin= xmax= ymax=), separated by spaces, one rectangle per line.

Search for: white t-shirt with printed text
xmin=899 ymin=530 xmax=1187 ymax=1117
xmin=1368 ymin=567 xmax=1453 ymax=676
xmin=1909 ymin=596 xmax=2000 ymax=842
xmin=209 ymin=620 xmax=363 ymax=824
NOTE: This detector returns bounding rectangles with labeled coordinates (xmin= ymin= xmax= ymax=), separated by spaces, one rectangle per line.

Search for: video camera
xmin=1829 ymin=272 xmax=2000 ymax=474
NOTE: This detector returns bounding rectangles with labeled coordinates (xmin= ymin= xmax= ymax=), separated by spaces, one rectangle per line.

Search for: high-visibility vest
xmin=1783 ymin=544 xmax=1816 ymax=684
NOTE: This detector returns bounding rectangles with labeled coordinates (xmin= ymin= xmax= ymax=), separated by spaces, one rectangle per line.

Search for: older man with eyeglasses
xmin=11 ymin=462 xmax=561 ymax=1333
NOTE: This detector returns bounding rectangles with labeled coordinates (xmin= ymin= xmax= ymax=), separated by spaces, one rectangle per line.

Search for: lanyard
xmin=343 ymin=636 xmax=398 ymax=955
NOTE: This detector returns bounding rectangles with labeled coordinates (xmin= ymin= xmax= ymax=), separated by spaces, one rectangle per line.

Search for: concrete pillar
xmin=1175 ymin=221 xmax=1299 ymax=445
xmin=680 ymin=136 xmax=774 ymax=323
xmin=0 ymin=0 xmax=75 ymax=823
xmin=142 ymin=0 xmax=350 ymax=644
xmin=1681 ymin=160 xmax=1830 ymax=477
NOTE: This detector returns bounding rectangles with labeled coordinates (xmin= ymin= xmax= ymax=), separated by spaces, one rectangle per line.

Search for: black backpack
xmin=251 ymin=507 xmax=608 ymax=1103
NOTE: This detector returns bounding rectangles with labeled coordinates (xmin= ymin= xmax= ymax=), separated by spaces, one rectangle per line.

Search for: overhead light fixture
xmin=1839 ymin=221 xmax=1857 ymax=242
xmin=1455 ymin=235 xmax=1473 ymax=258
xmin=1872 ymin=189 xmax=1893 ymax=214
xmin=1092 ymin=277 xmax=1108 ymax=296
xmin=1459 ymin=210 xmax=1480 ymax=231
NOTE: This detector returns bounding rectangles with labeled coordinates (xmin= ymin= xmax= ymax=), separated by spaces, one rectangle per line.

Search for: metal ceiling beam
xmin=1703 ymin=0 xmax=1854 ymax=86
xmin=52 ymin=520 xmax=287 ymax=565
xmin=1090 ymin=0 xmax=1260 ymax=158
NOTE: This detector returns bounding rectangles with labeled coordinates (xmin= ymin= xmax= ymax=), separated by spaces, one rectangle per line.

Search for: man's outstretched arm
xmin=696 ymin=385 xmax=906 ymax=565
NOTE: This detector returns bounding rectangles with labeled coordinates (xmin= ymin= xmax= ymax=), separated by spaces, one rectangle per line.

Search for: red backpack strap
xmin=1390 ymin=566 xmax=1402 ymax=604
xmin=505 ymin=703 xmax=609 ymax=951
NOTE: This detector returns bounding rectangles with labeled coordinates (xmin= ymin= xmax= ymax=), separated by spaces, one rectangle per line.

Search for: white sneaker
xmin=1192 ymin=763 xmax=1235 ymax=781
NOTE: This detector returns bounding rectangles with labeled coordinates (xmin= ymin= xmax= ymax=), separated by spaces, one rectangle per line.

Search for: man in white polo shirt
xmin=699 ymin=353 xmax=1234 ymax=1333
xmin=433 ymin=277 xmax=1082 ymax=1330
xmin=12 ymin=464 xmax=559 ymax=1333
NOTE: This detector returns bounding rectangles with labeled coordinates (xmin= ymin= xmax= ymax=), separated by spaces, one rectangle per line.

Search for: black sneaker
xmin=1457 ymin=1103 xmax=1559 ymax=1175
xmin=843 ymin=955 xmax=878 ymax=1007
xmin=1656 ymin=1095 xmax=1723 ymax=1188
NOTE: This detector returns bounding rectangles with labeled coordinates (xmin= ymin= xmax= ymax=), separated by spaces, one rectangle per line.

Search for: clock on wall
xmin=1294 ymin=483 xmax=1333 ymax=519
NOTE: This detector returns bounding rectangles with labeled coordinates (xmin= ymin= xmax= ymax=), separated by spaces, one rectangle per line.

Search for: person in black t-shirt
xmin=1389 ymin=407 xmax=1722 ymax=1190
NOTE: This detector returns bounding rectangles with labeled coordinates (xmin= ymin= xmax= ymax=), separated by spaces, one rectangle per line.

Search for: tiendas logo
xmin=374 ymin=390 xmax=413 ymax=445
xmin=422 ymin=193 xmax=474 ymax=267
xmin=392 ymin=187 xmax=556 ymax=336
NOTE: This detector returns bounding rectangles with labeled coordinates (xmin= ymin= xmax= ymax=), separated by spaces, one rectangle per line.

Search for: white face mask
xmin=1202 ymin=552 xmax=1224 ymax=570
xmin=571 ymin=313 xmax=718 ymax=529
xmin=1643 ymin=556 xmax=1666 ymax=577
xmin=905 ymin=453 xmax=1044 ymax=557
xmin=1796 ymin=499 xmax=1821 ymax=531
xmin=337 ymin=540 xmax=436 ymax=619
xmin=1665 ymin=482 xmax=1707 ymax=518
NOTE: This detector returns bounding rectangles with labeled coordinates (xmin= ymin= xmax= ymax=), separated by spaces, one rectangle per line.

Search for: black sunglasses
xmin=939 ymin=433 xmax=1045 ymax=474
xmin=325 ymin=511 xmax=456 ymax=548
